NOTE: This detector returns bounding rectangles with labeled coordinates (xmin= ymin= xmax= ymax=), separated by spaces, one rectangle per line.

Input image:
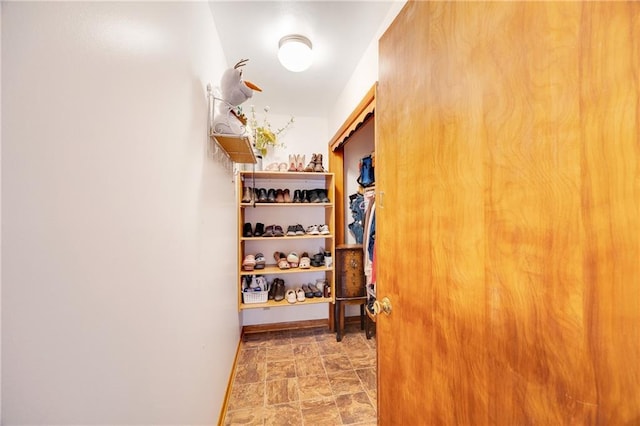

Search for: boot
xmin=288 ymin=154 xmax=297 ymax=172
xmin=242 ymin=187 xmax=252 ymax=203
xmin=296 ymin=154 xmax=305 ymax=172
xmin=304 ymin=154 xmax=317 ymax=172
xmin=314 ymin=153 xmax=325 ymax=172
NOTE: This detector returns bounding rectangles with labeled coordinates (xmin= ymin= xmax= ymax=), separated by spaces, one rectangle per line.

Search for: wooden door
xmin=376 ymin=1 xmax=640 ymax=424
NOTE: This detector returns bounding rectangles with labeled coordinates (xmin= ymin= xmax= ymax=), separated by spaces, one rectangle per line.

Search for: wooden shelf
xmin=240 ymin=202 xmax=332 ymax=208
xmin=240 ymin=264 xmax=334 ymax=276
xmin=240 ymin=171 xmax=333 ymax=181
xmin=240 ymin=296 xmax=333 ymax=310
xmin=241 ymin=234 xmax=333 ymax=241
xmin=211 ymin=133 xmax=256 ymax=164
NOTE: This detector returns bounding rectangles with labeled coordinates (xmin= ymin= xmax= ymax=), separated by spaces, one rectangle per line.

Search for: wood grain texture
xmin=377 ymin=1 xmax=640 ymax=425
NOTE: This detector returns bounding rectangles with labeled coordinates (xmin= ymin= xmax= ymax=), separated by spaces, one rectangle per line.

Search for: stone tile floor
xmin=223 ymin=323 xmax=377 ymax=425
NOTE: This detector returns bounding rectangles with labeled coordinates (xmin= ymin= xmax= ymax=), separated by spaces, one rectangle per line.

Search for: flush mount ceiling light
xmin=278 ymin=34 xmax=313 ymax=72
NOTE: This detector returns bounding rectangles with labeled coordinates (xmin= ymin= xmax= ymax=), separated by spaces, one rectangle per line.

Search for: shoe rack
xmin=237 ymin=170 xmax=335 ymax=310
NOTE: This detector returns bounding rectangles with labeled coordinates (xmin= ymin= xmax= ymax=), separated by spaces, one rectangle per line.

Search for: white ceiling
xmin=208 ymin=1 xmax=397 ymax=118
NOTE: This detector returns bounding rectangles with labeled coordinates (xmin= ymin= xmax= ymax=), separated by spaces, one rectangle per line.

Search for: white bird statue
xmin=213 ymin=59 xmax=262 ymax=135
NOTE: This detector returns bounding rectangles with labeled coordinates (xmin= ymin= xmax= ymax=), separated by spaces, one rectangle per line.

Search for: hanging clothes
xmin=348 ymin=192 xmax=365 ymax=244
xmin=362 ymin=189 xmax=376 ymax=283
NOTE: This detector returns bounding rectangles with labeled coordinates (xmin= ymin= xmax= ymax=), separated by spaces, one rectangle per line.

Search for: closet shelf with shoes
xmin=236 ymin=170 xmax=335 ymax=311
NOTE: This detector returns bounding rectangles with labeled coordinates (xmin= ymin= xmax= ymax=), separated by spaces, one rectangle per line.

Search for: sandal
xmin=254 ymin=253 xmax=266 ymax=269
xmin=278 ymin=162 xmax=288 ymax=172
xmin=299 ymin=252 xmax=311 ymax=269
xmin=242 ymin=254 xmax=256 ymax=271
xmin=274 ymin=252 xmax=290 ymax=269
xmin=287 ymin=252 xmax=299 ymax=268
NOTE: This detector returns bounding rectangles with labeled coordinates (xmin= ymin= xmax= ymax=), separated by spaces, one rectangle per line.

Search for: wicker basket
xmin=243 ymin=290 xmax=269 ymax=304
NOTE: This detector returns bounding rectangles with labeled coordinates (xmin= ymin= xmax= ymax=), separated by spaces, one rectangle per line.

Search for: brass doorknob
xmin=372 ymin=297 xmax=392 ymax=316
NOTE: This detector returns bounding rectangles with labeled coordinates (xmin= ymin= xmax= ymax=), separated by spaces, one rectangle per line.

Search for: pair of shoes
xmin=285 ymin=224 xmax=305 ymax=236
xmin=274 ymin=252 xmax=290 ymax=269
xmin=286 ymin=288 xmax=306 ymax=303
xmin=302 ymin=283 xmax=323 ymax=298
xmin=310 ymin=252 xmax=324 ymax=267
xmin=243 ymin=222 xmax=265 ymax=237
xmin=304 ymin=153 xmax=326 ymax=172
xmin=299 ymin=252 xmax=311 ymax=269
xmin=287 ymin=154 xmax=306 ymax=172
xmin=263 ymin=225 xmax=285 ymax=237
xmin=287 ymin=252 xmax=299 ymax=268
xmin=271 ymin=278 xmax=286 ymax=301
xmin=255 ymin=188 xmax=293 ymax=203
xmin=306 ymin=224 xmax=330 ymax=235
xmin=241 ymin=187 xmax=256 ymax=203
xmin=264 ymin=162 xmax=289 ymax=172
xmin=242 ymin=255 xmax=256 ymax=271
xmin=242 ymin=253 xmax=266 ymax=271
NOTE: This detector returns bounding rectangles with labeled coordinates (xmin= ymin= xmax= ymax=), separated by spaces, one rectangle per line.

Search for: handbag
xmin=357 ymin=154 xmax=375 ymax=187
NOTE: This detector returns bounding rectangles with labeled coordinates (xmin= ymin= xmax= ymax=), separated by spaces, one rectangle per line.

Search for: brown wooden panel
xmin=377 ymin=1 xmax=640 ymax=425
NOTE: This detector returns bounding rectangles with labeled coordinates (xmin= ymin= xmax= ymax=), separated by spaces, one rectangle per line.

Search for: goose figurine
xmin=213 ymin=59 xmax=262 ymax=135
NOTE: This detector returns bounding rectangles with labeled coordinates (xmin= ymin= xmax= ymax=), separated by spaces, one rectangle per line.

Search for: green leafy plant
xmin=246 ymin=105 xmax=294 ymax=156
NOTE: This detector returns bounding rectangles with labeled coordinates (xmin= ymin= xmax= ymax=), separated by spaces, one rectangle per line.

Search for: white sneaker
xmin=296 ymin=288 xmax=306 ymax=302
xmin=286 ymin=290 xmax=297 ymax=304
xmin=306 ymin=224 xmax=320 ymax=235
xmin=319 ymin=224 xmax=330 ymax=235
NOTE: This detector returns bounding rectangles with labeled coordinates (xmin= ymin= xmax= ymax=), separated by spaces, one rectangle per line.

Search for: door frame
xmin=327 ymin=83 xmax=376 ymax=329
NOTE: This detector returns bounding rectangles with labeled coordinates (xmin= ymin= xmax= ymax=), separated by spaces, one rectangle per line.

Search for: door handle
xmin=372 ymin=297 xmax=392 ymax=316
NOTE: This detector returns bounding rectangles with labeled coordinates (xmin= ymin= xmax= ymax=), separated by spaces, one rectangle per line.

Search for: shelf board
xmin=239 ymin=171 xmax=334 ymax=181
xmin=241 ymin=202 xmax=332 ymax=207
xmin=240 ymin=264 xmax=333 ymax=276
xmin=211 ymin=133 xmax=256 ymax=164
xmin=241 ymin=234 xmax=333 ymax=241
xmin=240 ymin=296 xmax=333 ymax=310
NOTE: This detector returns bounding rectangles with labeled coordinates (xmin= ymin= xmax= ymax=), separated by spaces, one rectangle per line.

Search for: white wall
xmin=2 ymin=3 xmax=238 ymax=424
xmin=0 ymin=2 xmax=3 ymax=420
xmin=328 ymin=0 xmax=406 ymax=136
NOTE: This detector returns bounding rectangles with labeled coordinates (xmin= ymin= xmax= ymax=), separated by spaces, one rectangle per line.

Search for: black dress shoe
xmin=257 ymin=188 xmax=268 ymax=203
xmin=243 ymin=223 xmax=253 ymax=237
xmin=267 ymin=188 xmax=276 ymax=203
xmin=254 ymin=223 xmax=265 ymax=237
xmin=293 ymin=189 xmax=302 ymax=203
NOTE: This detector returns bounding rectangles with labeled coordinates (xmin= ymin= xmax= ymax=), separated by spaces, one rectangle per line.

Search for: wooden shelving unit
xmin=237 ymin=170 xmax=335 ymax=312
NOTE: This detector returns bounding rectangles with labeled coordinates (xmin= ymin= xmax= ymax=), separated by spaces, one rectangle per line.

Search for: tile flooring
xmin=223 ymin=323 xmax=377 ymax=425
